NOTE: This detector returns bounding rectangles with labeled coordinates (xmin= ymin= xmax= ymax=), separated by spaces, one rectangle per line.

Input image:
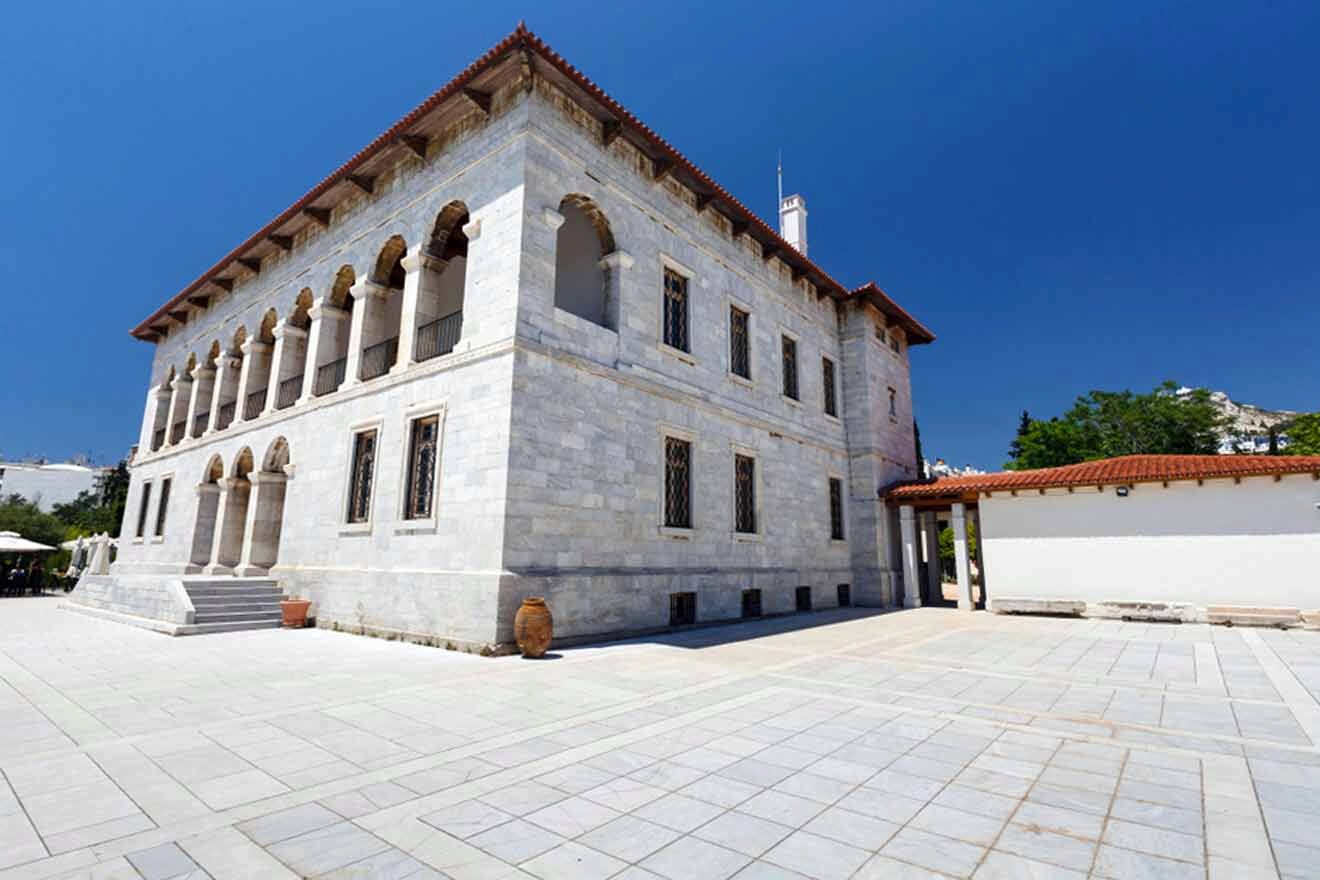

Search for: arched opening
xmin=276 ymin=290 xmax=313 ymax=409
xmin=241 ymin=310 xmax=278 ymax=420
xmin=216 ymin=327 xmax=246 ymax=429
xmin=151 ymin=367 xmax=175 ymax=450
xmin=169 ymin=356 xmax=197 ymax=444
xmin=360 ymin=236 xmax=406 ymax=381
xmin=189 ymin=455 xmax=224 ymax=570
xmin=207 ymin=448 xmax=253 ymax=574
xmin=315 ymin=267 xmax=356 ymax=396
xmin=416 ymin=201 xmax=470 ymax=361
xmin=554 ymin=194 xmax=617 ymax=329
xmin=238 ymin=437 xmax=291 ymax=575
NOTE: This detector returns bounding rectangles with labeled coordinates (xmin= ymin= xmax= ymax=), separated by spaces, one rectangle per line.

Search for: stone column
xmin=392 ymin=245 xmax=427 ymax=374
xmin=235 ymin=339 xmax=272 ymax=423
xmin=264 ymin=322 xmax=308 ymax=414
xmin=968 ymin=507 xmax=984 ymax=608
xmin=921 ymin=510 xmax=941 ymax=603
xmin=206 ymin=353 xmax=241 ymax=434
xmin=185 ymin=364 xmax=216 ymax=439
xmin=599 ymin=250 xmax=635 ymax=330
xmin=343 ymin=280 xmax=387 ymax=387
xmin=204 ymin=477 xmax=249 ymax=575
xmin=234 ymin=471 xmax=288 ymax=576
xmin=900 ymin=505 xmax=921 ymax=609
xmin=145 ymin=385 xmax=171 ymax=450
xmin=165 ymin=375 xmax=192 ymax=445
xmin=186 ymin=483 xmax=221 ymax=573
xmin=952 ymin=502 xmax=974 ymax=612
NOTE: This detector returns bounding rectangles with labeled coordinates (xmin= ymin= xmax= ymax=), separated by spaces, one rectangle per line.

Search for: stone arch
xmin=290 ymin=288 xmax=313 ymax=329
xmin=315 ymin=267 xmax=356 ymax=395
xmin=360 ymin=236 xmax=406 ymax=380
xmin=231 ymin=447 xmax=254 ymax=479
xmin=372 ymin=235 xmax=408 ymax=289
xmin=189 ymin=454 xmax=226 ymax=568
xmin=205 ymin=340 xmax=221 ymax=366
xmin=413 ymin=200 xmax=470 ymax=362
xmin=185 ymin=352 xmax=197 ymax=374
xmin=231 ymin=325 xmax=248 ymax=351
xmin=258 ymin=309 xmax=278 ymax=344
xmin=329 ymin=265 xmax=356 ymax=308
xmin=263 ymin=436 xmax=290 ymax=473
xmin=427 ymin=201 xmax=470 ymax=260
xmin=241 ymin=437 xmax=293 ymax=574
xmin=554 ymin=194 xmax=617 ymax=328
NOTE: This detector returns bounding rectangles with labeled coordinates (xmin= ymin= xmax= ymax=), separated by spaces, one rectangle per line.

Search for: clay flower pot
xmin=280 ymin=598 xmax=312 ymax=629
xmin=514 ymin=597 xmax=553 ymax=658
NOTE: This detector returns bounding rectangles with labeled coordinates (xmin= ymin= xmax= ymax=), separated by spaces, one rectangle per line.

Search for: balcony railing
xmin=192 ymin=411 xmax=209 ymax=437
xmin=360 ymin=336 xmax=399 ymax=382
xmin=416 ymin=311 xmax=463 ymax=362
xmin=315 ymin=357 xmax=347 ymax=397
xmin=277 ymin=375 xmax=302 ymax=409
xmin=152 ymin=428 xmax=165 ymax=451
xmin=170 ymin=420 xmax=186 ymax=444
xmin=244 ymin=389 xmax=267 ymax=421
xmin=217 ymin=401 xmax=236 ymax=430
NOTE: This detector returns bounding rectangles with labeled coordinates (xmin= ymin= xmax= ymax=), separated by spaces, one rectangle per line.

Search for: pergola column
xmin=203 ymin=477 xmax=249 ymax=575
xmin=234 ymin=471 xmax=288 ymax=576
xmin=900 ymin=505 xmax=922 ymax=609
xmin=185 ymin=364 xmax=215 ymax=439
xmin=235 ymin=339 xmax=272 ymax=423
xmin=921 ymin=510 xmax=941 ymax=603
xmin=206 ymin=354 xmax=241 ymax=434
xmin=952 ymin=502 xmax=974 ymax=612
xmin=165 ymin=375 xmax=191 ymax=445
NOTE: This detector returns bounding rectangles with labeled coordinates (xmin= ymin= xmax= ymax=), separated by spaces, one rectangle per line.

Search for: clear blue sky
xmin=1 ymin=1 xmax=1316 ymax=470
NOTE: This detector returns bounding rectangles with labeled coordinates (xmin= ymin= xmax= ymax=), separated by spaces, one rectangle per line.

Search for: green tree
xmin=1284 ymin=413 xmax=1320 ymax=455
xmin=52 ymin=460 xmax=130 ymax=537
xmin=937 ymin=521 xmax=977 ymax=571
xmin=0 ymin=495 xmax=67 ymax=549
xmin=1006 ymin=410 xmax=1033 ymax=462
xmin=1005 ymin=381 xmax=1226 ymax=470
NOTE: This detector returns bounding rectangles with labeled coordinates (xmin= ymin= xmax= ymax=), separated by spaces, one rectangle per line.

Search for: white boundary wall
xmin=980 ymin=473 xmax=1320 ymax=611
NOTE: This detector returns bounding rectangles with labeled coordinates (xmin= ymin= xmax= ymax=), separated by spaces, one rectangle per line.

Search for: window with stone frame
xmin=888 ymin=387 xmax=898 ymax=419
xmin=346 ymin=429 xmax=378 ymax=524
xmin=890 ymin=332 xmax=902 ymax=354
xmin=663 ymin=268 xmax=690 ymax=353
xmin=404 ymin=414 xmax=440 ymax=520
xmin=664 ymin=436 xmax=692 ymax=529
xmin=729 ymin=305 xmax=750 ymax=380
xmin=781 ymin=335 xmax=799 ymax=400
xmin=154 ymin=477 xmax=172 ymax=537
xmin=822 ymin=356 xmax=838 ymax=417
xmin=135 ymin=481 xmax=153 ymax=539
xmin=734 ymin=454 xmax=756 ymax=534
xmin=829 ymin=477 xmax=845 ymax=540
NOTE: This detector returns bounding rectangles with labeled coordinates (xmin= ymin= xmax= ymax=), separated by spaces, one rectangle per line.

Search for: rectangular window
xmin=663 ymin=268 xmax=689 ymax=353
xmin=890 ymin=334 xmax=902 ymax=354
xmin=664 ymin=436 xmax=692 ymax=529
xmin=154 ymin=478 xmax=172 ymax=537
xmin=347 ymin=429 xmax=378 ymax=524
xmin=734 ymin=454 xmax=756 ymax=534
xmin=670 ymin=591 xmax=697 ymax=626
xmin=741 ymin=588 xmax=762 ymax=619
xmin=829 ymin=477 xmax=845 ymax=540
xmin=404 ymin=415 xmax=440 ymax=520
xmin=135 ymin=482 xmax=153 ymax=538
xmin=888 ymin=387 xmax=898 ymax=418
xmin=795 ymin=585 xmax=813 ymax=612
xmin=875 ymin=323 xmax=887 ymax=344
xmin=822 ymin=357 xmax=837 ymax=417
xmin=729 ymin=306 xmax=750 ymax=379
xmin=781 ymin=335 xmax=799 ymax=400
xmin=837 ymin=583 xmax=852 ymax=607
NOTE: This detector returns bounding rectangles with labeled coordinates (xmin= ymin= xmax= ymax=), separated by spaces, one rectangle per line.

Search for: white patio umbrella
xmin=0 ymin=531 xmax=56 ymax=553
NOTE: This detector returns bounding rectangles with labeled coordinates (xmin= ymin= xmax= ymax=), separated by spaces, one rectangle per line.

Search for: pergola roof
xmin=130 ymin=24 xmax=934 ymax=346
xmin=886 ymin=454 xmax=1320 ymax=502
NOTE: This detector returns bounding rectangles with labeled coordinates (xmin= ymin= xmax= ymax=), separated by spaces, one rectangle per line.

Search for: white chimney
xmin=779 ymin=194 xmax=807 ymax=256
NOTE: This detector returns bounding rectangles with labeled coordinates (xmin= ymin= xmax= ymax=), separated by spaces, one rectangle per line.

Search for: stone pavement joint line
xmin=1 ymin=599 xmax=1316 ymax=879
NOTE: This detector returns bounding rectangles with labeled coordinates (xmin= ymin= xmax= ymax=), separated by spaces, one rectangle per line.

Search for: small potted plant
xmin=280 ymin=596 xmax=312 ymax=628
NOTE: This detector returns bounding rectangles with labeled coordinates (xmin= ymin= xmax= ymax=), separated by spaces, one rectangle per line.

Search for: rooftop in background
xmin=887 ymin=454 xmax=1320 ymax=501
xmin=128 ymin=23 xmax=933 ymax=347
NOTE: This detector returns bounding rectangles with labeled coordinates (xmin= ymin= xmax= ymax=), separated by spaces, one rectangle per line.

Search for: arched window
xmin=361 ymin=237 xmax=406 ymax=381
xmin=554 ymin=195 xmax=616 ymax=329
xmin=416 ymin=201 xmax=470 ymax=361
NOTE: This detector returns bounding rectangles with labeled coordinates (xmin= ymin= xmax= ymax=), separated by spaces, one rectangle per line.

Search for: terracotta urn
xmin=514 ymin=597 xmax=553 ymax=658
xmin=280 ymin=598 xmax=312 ymax=628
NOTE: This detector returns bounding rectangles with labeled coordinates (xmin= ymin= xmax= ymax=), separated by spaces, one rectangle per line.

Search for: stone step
xmin=186 ymin=585 xmax=282 ymax=596
xmin=191 ymin=601 xmax=282 ymax=614
xmin=1207 ymin=606 xmax=1301 ymax=628
xmin=191 ymin=619 xmax=284 ymax=635
xmin=193 ymin=610 xmax=283 ymax=624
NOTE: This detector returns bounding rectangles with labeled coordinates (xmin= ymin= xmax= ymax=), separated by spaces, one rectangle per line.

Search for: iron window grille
xmin=136 ymin=482 xmax=152 ymax=538
xmin=244 ymin=389 xmax=267 ymax=421
xmin=781 ymin=335 xmax=799 ymax=400
xmin=829 ymin=477 xmax=845 ymax=540
xmin=154 ymin=478 xmax=171 ymax=537
xmin=416 ymin=311 xmax=463 ymax=362
xmin=361 ymin=336 xmax=399 ymax=382
xmin=192 ymin=412 xmax=209 ymax=436
xmin=663 ymin=268 xmax=689 ymax=353
xmin=315 ymin=357 xmax=348 ymax=397
xmin=734 ymin=454 xmax=756 ymax=534
xmin=277 ymin=375 xmax=302 ymax=409
xmin=796 ymin=585 xmax=813 ymax=612
xmin=404 ymin=415 xmax=440 ymax=520
xmin=741 ymin=588 xmax=762 ymax=619
xmin=670 ymin=591 xmax=697 ymax=626
xmin=664 ymin=436 xmax=692 ymax=529
xmin=729 ymin=306 xmax=750 ymax=379
xmin=822 ymin=357 xmax=837 ymax=417
xmin=347 ymin=429 xmax=378 ymax=524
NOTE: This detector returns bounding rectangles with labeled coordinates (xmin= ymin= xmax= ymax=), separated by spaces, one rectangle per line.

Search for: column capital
xmin=248 ymin=471 xmax=288 ymax=486
xmin=240 ymin=339 xmax=273 ymax=356
xmin=189 ymin=364 xmax=215 ymax=381
xmin=218 ymin=476 xmax=249 ymax=492
xmin=462 ymin=217 xmax=482 ymax=241
xmin=153 ymin=384 xmax=173 ymax=399
xmin=541 ymin=207 xmax=565 ymax=230
xmin=898 ymin=505 xmax=915 ymax=521
xmin=402 ymin=246 xmax=447 ymax=274
xmin=600 ymin=250 xmax=635 ymax=271
xmin=216 ymin=353 xmax=242 ymax=370
xmin=351 ymin=279 xmax=393 ymax=301
xmin=309 ymin=300 xmax=350 ymax=322
xmin=195 ymin=483 xmax=221 ymax=497
xmin=173 ymin=373 xmax=194 ymax=387
xmin=273 ymin=321 xmax=308 ymax=340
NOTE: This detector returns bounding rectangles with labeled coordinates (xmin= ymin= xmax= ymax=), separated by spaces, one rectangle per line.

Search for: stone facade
xmin=90 ymin=36 xmax=927 ymax=651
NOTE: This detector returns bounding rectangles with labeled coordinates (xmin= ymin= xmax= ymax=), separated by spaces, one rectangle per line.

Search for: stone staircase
xmin=182 ymin=578 xmax=284 ymax=634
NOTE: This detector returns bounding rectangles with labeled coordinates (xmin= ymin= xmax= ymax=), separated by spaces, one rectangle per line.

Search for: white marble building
xmin=77 ymin=26 xmax=933 ymax=650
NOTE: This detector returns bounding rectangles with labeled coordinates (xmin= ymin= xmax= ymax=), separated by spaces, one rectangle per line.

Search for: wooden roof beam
xmin=302 ymin=207 xmax=331 ymax=228
xmin=601 ymin=118 xmax=622 ymax=148
xmin=462 ymin=87 xmax=492 ymax=116
xmin=237 ymin=257 xmax=261 ymax=274
xmin=210 ymin=278 xmax=233 ymax=292
xmin=267 ymin=235 xmax=293 ymax=253
xmin=187 ymin=294 xmax=212 ymax=308
xmin=694 ymin=192 xmax=717 ymax=214
xmin=652 ymin=157 xmax=674 ymax=182
xmin=399 ymin=134 xmax=429 ymax=159
xmin=347 ymin=174 xmax=375 ymax=195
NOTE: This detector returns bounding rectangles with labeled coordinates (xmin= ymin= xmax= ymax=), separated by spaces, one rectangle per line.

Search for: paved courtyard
xmin=3 ymin=599 xmax=1320 ymax=879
